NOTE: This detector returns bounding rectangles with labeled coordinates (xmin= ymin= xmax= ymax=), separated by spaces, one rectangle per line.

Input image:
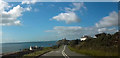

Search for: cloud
xmin=51 ymin=2 xmax=86 ymax=24
xmin=0 ymin=0 xmax=33 ymax=26
xmin=0 ymin=0 xmax=10 ymax=13
xmin=65 ymin=2 xmax=87 ymax=12
xmin=46 ymin=26 xmax=118 ymax=39
xmin=25 ymin=7 xmax=32 ymax=11
xmin=98 ymin=27 xmax=118 ymax=33
xmin=52 ymin=12 xmax=80 ymax=24
xmin=47 ymin=4 xmax=118 ymax=39
xmin=22 ymin=0 xmax=37 ymax=5
xmin=0 ymin=5 xmax=31 ymax=26
xmin=48 ymin=11 xmax=119 ymax=39
xmin=96 ymin=11 xmax=118 ymax=28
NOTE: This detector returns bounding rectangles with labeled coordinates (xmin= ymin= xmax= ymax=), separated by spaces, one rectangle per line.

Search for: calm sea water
xmin=1 ymin=41 xmax=57 ymax=54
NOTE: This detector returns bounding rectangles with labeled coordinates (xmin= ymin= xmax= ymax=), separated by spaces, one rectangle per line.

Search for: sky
xmin=3 ymin=0 xmax=120 ymax=2
xmin=0 ymin=0 xmax=119 ymax=43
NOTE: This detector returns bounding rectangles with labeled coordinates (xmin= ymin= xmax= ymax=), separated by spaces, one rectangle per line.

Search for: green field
xmin=68 ymin=46 xmax=118 ymax=56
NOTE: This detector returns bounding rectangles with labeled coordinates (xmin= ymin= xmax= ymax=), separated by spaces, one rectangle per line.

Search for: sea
xmin=0 ymin=41 xmax=57 ymax=54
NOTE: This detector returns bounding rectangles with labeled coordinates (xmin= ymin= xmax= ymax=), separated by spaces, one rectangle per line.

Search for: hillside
xmin=57 ymin=31 xmax=120 ymax=56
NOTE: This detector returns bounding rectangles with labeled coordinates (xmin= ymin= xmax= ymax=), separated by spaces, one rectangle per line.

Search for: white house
xmin=80 ymin=35 xmax=88 ymax=41
xmin=80 ymin=37 xmax=87 ymax=41
xmin=93 ymin=36 xmax=97 ymax=38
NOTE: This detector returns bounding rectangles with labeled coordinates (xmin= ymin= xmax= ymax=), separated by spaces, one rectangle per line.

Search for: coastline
xmin=2 ymin=51 xmax=20 ymax=56
xmin=2 ymin=45 xmax=60 ymax=58
xmin=2 ymin=47 xmax=44 ymax=57
xmin=1 ymin=41 xmax=57 ymax=55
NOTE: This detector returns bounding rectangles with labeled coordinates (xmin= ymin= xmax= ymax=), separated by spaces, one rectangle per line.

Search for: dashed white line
xmin=62 ymin=45 xmax=70 ymax=58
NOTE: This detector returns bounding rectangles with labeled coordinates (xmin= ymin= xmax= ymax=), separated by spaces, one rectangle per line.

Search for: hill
xmin=57 ymin=31 xmax=120 ymax=56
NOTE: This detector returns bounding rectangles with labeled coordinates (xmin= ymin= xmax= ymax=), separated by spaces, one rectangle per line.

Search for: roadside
xmin=39 ymin=45 xmax=90 ymax=58
xmin=23 ymin=47 xmax=52 ymax=58
xmin=39 ymin=45 xmax=64 ymax=58
xmin=68 ymin=46 xmax=118 ymax=56
xmin=22 ymin=45 xmax=60 ymax=58
xmin=65 ymin=45 xmax=85 ymax=56
xmin=2 ymin=45 xmax=60 ymax=58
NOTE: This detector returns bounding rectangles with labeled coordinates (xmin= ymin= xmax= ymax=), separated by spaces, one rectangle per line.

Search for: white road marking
xmin=62 ymin=45 xmax=70 ymax=58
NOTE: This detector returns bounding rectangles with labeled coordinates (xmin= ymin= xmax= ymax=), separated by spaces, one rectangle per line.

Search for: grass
xmin=22 ymin=47 xmax=52 ymax=58
xmin=68 ymin=46 xmax=118 ymax=56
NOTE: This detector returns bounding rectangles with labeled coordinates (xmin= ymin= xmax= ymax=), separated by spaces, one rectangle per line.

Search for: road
xmin=39 ymin=45 xmax=91 ymax=58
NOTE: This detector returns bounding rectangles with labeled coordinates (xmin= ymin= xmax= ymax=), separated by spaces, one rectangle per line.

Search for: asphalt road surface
xmin=39 ymin=45 xmax=92 ymax=58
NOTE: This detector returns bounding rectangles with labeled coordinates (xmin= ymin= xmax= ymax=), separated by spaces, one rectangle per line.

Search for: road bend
xmin=39 ymin=45 xmax=91 ymax=58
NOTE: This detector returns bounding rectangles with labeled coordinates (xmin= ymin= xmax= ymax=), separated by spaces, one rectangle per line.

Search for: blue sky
xmin=1 ymin=1 xmax=118 ymax=43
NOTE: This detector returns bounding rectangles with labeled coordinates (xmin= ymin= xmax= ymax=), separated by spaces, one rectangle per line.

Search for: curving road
xmin=39 ymin=45 xmax=91 ymax=58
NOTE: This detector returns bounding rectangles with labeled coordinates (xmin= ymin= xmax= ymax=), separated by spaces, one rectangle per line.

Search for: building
xmin=80 ymin=37 xmax=87 ymax=41
xmin=80 ymin=35 xmax=92 ymax=41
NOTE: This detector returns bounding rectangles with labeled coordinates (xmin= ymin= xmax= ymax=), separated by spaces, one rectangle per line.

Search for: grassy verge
xmin=68 ymin=46 xmax=118 ymax=56
xmin=22 ymin=47 xmax=52 ymax=58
